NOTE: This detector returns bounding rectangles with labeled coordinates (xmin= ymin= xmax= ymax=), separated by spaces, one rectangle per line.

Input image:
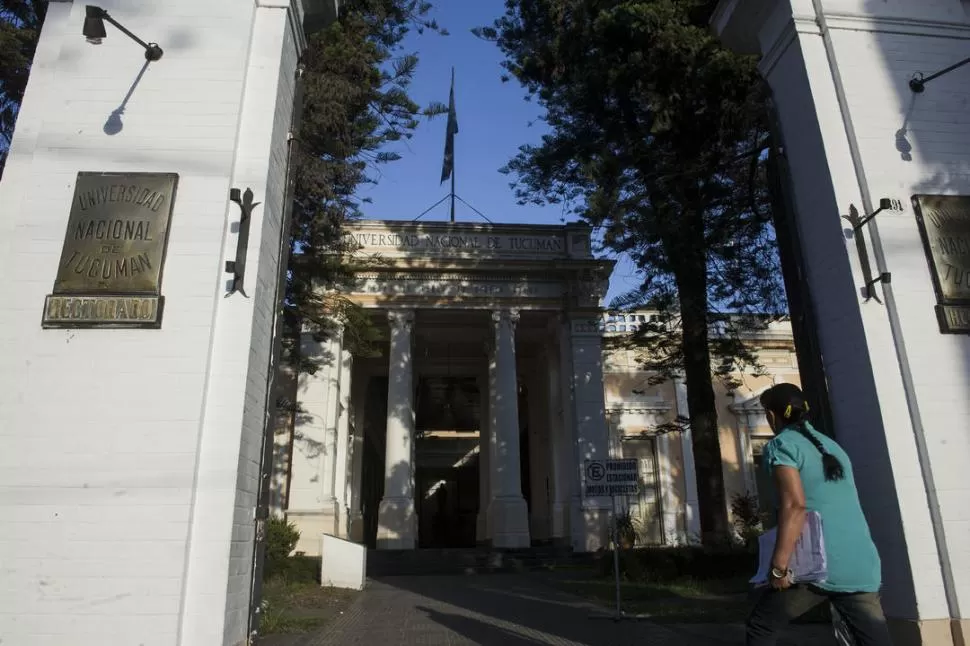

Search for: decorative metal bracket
xmin=866 ymin=272 xmax=892 ymax=294
xmin=850 ymin=198 xmax=896 ymax=231
xmin=842 ymin=199 xmax=898 ymax=302
xmin=226 ymin=187 xmax=260 ymax=298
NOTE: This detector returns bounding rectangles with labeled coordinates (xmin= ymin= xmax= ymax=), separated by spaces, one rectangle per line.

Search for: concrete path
xmin=298 ymin=574 xmax=837 ymax=646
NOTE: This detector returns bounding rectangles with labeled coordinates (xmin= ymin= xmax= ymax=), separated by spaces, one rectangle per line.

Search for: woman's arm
xmin=771 ymin=465 xmax=807 ymax=576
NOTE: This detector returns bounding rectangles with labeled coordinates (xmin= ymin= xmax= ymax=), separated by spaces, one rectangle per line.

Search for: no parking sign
xmin=583 ymin=459 xmax=639 ymax=497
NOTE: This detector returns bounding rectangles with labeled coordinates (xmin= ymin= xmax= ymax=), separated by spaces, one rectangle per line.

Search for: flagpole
xmin=449 ymin=67 xmax=456 ymax=223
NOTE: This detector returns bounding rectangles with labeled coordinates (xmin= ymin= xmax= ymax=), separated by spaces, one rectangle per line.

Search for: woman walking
xmin=746 ymin=383 xmax=893 ymax=646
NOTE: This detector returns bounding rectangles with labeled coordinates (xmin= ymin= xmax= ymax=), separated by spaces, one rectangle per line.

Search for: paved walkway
xmin=300 ymin=574 xmax=837 ymax=646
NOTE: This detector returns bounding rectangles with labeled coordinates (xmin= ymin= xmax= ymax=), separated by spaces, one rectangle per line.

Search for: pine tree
xmin=282 ymin=0 xmax=446 ymax=373
xmin=479 ymin=0 xmax=785 ymax=543
xmin=0 ymin=0 xmax=47 ymax=177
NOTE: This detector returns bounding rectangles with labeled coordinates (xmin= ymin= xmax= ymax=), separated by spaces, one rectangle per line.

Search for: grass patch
xmin=555 ymin=573 xmax=830 ymax=624
xmin=259 ymin=578 xmax=359 ymax=636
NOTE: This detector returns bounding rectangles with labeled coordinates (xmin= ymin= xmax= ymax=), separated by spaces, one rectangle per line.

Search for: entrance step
xmin=366 ymin=546 xmax=599 ymax=577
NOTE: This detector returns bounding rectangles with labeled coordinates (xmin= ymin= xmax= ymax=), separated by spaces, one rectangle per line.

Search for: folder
xmin=750 ymin=510 xmax=827 ymax=586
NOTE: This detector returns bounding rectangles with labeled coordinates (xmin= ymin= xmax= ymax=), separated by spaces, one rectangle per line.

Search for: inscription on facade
xmin=42 ymin=172 xmax=178 ymax=328
xmin=346 ymin=231 xmax=567 ymax=256
xmin=352 ymin=277 xmax=563 ymax=300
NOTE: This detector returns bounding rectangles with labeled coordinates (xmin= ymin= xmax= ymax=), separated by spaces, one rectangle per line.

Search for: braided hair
xmin=760 ymin=383 xmax=845 ymax=482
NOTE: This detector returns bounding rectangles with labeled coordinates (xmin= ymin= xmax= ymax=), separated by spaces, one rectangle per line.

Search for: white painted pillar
xmin=0 ymin=0 xmax=333 ymax=642
xmin=334 ymin=348 xmax=353 ymax=538
xmin=674 ymin=377 xmax=701 ymax=544
xmin=288 ymin=328 xmax=343 ymax=553
xmin=322 ymin=333 xmax=344 ymax=501
xmin=713 ymin=5 xmax=970 ymax=639
xmin=376 ymin=310 xmax=417 ymax=549
xmin=735 ymin=412 xmax=756 ymax=496
xmin=655 ymin=430 xmax=681 ymax=545
xmin=558 ymin=315 xmax=585 ymax=551
xmin=347 ymin=365 xmax=367 ymax=544
xmin=545 ymin=330 xmax=572 ymax=544
xmin=487 ymin=309 xmax=531 ymax=548
xmin=477 ymin=370 xmax=491 ymax=543
xmin=270 ymin=363 xmax=298 ymax=515
xmin=564 ymin=315 xmax=611 ymax=551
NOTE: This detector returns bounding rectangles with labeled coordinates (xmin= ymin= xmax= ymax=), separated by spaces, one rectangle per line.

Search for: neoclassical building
xmin=271 ymin=219 xmax=801 ymax=554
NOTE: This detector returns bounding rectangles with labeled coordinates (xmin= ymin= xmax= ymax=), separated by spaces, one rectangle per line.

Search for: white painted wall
xmin=320 ymin=534 xmax=366 ymax=591
xmin=717 ymin=0 xmax=970 ymax=635
xmin=0 ymin=1 xmax=307 ymax=644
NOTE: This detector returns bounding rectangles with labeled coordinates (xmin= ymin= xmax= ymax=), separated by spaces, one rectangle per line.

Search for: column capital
xmin=387 ymin=309 xmax=415 ymax=330
xmin=491 ymin=308 xmax=520 ymax=328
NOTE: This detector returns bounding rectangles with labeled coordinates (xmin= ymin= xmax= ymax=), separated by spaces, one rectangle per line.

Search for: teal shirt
xmin=762 ymin=423 xmax=882 ymax=593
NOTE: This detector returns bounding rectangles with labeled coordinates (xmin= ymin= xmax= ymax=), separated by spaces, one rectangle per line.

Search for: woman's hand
xmin=769 ymin=569 xmax=793 ymax=590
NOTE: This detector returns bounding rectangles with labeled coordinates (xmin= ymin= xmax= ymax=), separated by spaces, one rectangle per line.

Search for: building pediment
xmin=345 ymin=220 xmax=596 ymax=260
xmin=339 ymin=220 xmax=614 ymax=310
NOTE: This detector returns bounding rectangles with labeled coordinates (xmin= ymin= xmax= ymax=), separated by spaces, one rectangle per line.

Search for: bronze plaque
xmin=913 ymin=195 xmax=970 ymax=304
xmin=936 ymin=304 xmax=970 ymax=334
xmin=42 ymin=172 xmax=178 ymax=328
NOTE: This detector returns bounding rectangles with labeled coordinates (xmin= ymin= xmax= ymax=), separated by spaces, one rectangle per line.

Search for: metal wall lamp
xmin=909 ymin=55 xmax=970 ymax=93
xmin=83 ymin=5 xmax=163 ymax=62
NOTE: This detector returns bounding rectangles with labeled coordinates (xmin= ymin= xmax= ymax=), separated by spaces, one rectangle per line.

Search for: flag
xmin=440 ymin=68 xmax=458 ymax=184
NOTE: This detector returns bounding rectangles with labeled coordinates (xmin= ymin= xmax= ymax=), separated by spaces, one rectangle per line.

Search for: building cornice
xmin=822 ymin=12 xmax=970 ymax=40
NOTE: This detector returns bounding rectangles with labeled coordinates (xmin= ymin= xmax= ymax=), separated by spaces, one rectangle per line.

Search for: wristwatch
xmin=770 ymin=567 xmax=791 ymax=580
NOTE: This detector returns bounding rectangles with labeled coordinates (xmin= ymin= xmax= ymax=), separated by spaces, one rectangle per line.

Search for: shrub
xmin=264 ymin=516 xmax=300 ymax=581
xmin=601 ymin=545 xmax=758 ymax=583
xmin=731 ymin=492 xmax=766 ymax=548
xmin=280 ymin=555 xmax=322 ymax=584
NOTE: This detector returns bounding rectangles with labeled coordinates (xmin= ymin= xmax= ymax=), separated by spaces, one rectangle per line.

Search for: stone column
xmin=288 ymin=327 xmax=343 ymax=554
xmin=334 ymin=348 xmax=354 ymax=538
xmin=736 ymin=414 xmax=756 ymax=496
xmin=558 ymin=316 xmax=585 ymax=552
xmin=545 ymin=326 xmax=572 ymax=544
xmin=655 ymin=428 xmax=681 ymax=545
xmin=714 ymin=7 xmax=969 ymax=640
xmin=347 ymin=365 xmax=367 ymax=544
xmin=487 ymin=309 xmax=531 ymax=548
xmin=674 ymin=377 xmax=701 ymax=544
xmin=377 ymin=310 xmax=417 ymax=549
xmin=564 ymin=314 xmax=611 ymax=551
xmin=476 ymin=371 xmax=491 ymax=544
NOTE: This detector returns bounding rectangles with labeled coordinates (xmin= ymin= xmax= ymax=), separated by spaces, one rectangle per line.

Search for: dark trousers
xmin=746 ymin=585 xmax=894 ymax=646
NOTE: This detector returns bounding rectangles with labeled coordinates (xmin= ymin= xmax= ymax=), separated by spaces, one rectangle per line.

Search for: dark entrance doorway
xmin=415 ymin=375 xmax=480 ymax=547
xmin=360 ymin=376 xmax=388 ymax=549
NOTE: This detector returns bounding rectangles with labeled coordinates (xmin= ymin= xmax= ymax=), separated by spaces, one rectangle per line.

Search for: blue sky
xmin=357 ymin=0 xmax=641 ymax=303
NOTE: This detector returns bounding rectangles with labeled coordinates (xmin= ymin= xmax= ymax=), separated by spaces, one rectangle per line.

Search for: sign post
xmin=584 ymin=458 xmax=643 ymax=622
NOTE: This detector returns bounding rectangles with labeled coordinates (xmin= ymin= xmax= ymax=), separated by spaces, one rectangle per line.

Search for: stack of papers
xmin=750 ymin=510 xmax=827 ymax=586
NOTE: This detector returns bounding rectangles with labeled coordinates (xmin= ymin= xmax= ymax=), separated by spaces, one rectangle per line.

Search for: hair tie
xmin=784 ymin=404 xmax=792 ymax=419
xmin=804 ymin=402 xmax=810 ymax=412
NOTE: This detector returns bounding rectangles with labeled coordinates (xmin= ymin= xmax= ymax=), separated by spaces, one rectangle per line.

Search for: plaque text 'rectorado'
xmin=42 ymin=172 xmax=178 ymax=328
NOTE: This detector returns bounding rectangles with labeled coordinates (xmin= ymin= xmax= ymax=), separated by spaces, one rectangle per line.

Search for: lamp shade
xmin=83 ymin=6 xmax=107 ymax=42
